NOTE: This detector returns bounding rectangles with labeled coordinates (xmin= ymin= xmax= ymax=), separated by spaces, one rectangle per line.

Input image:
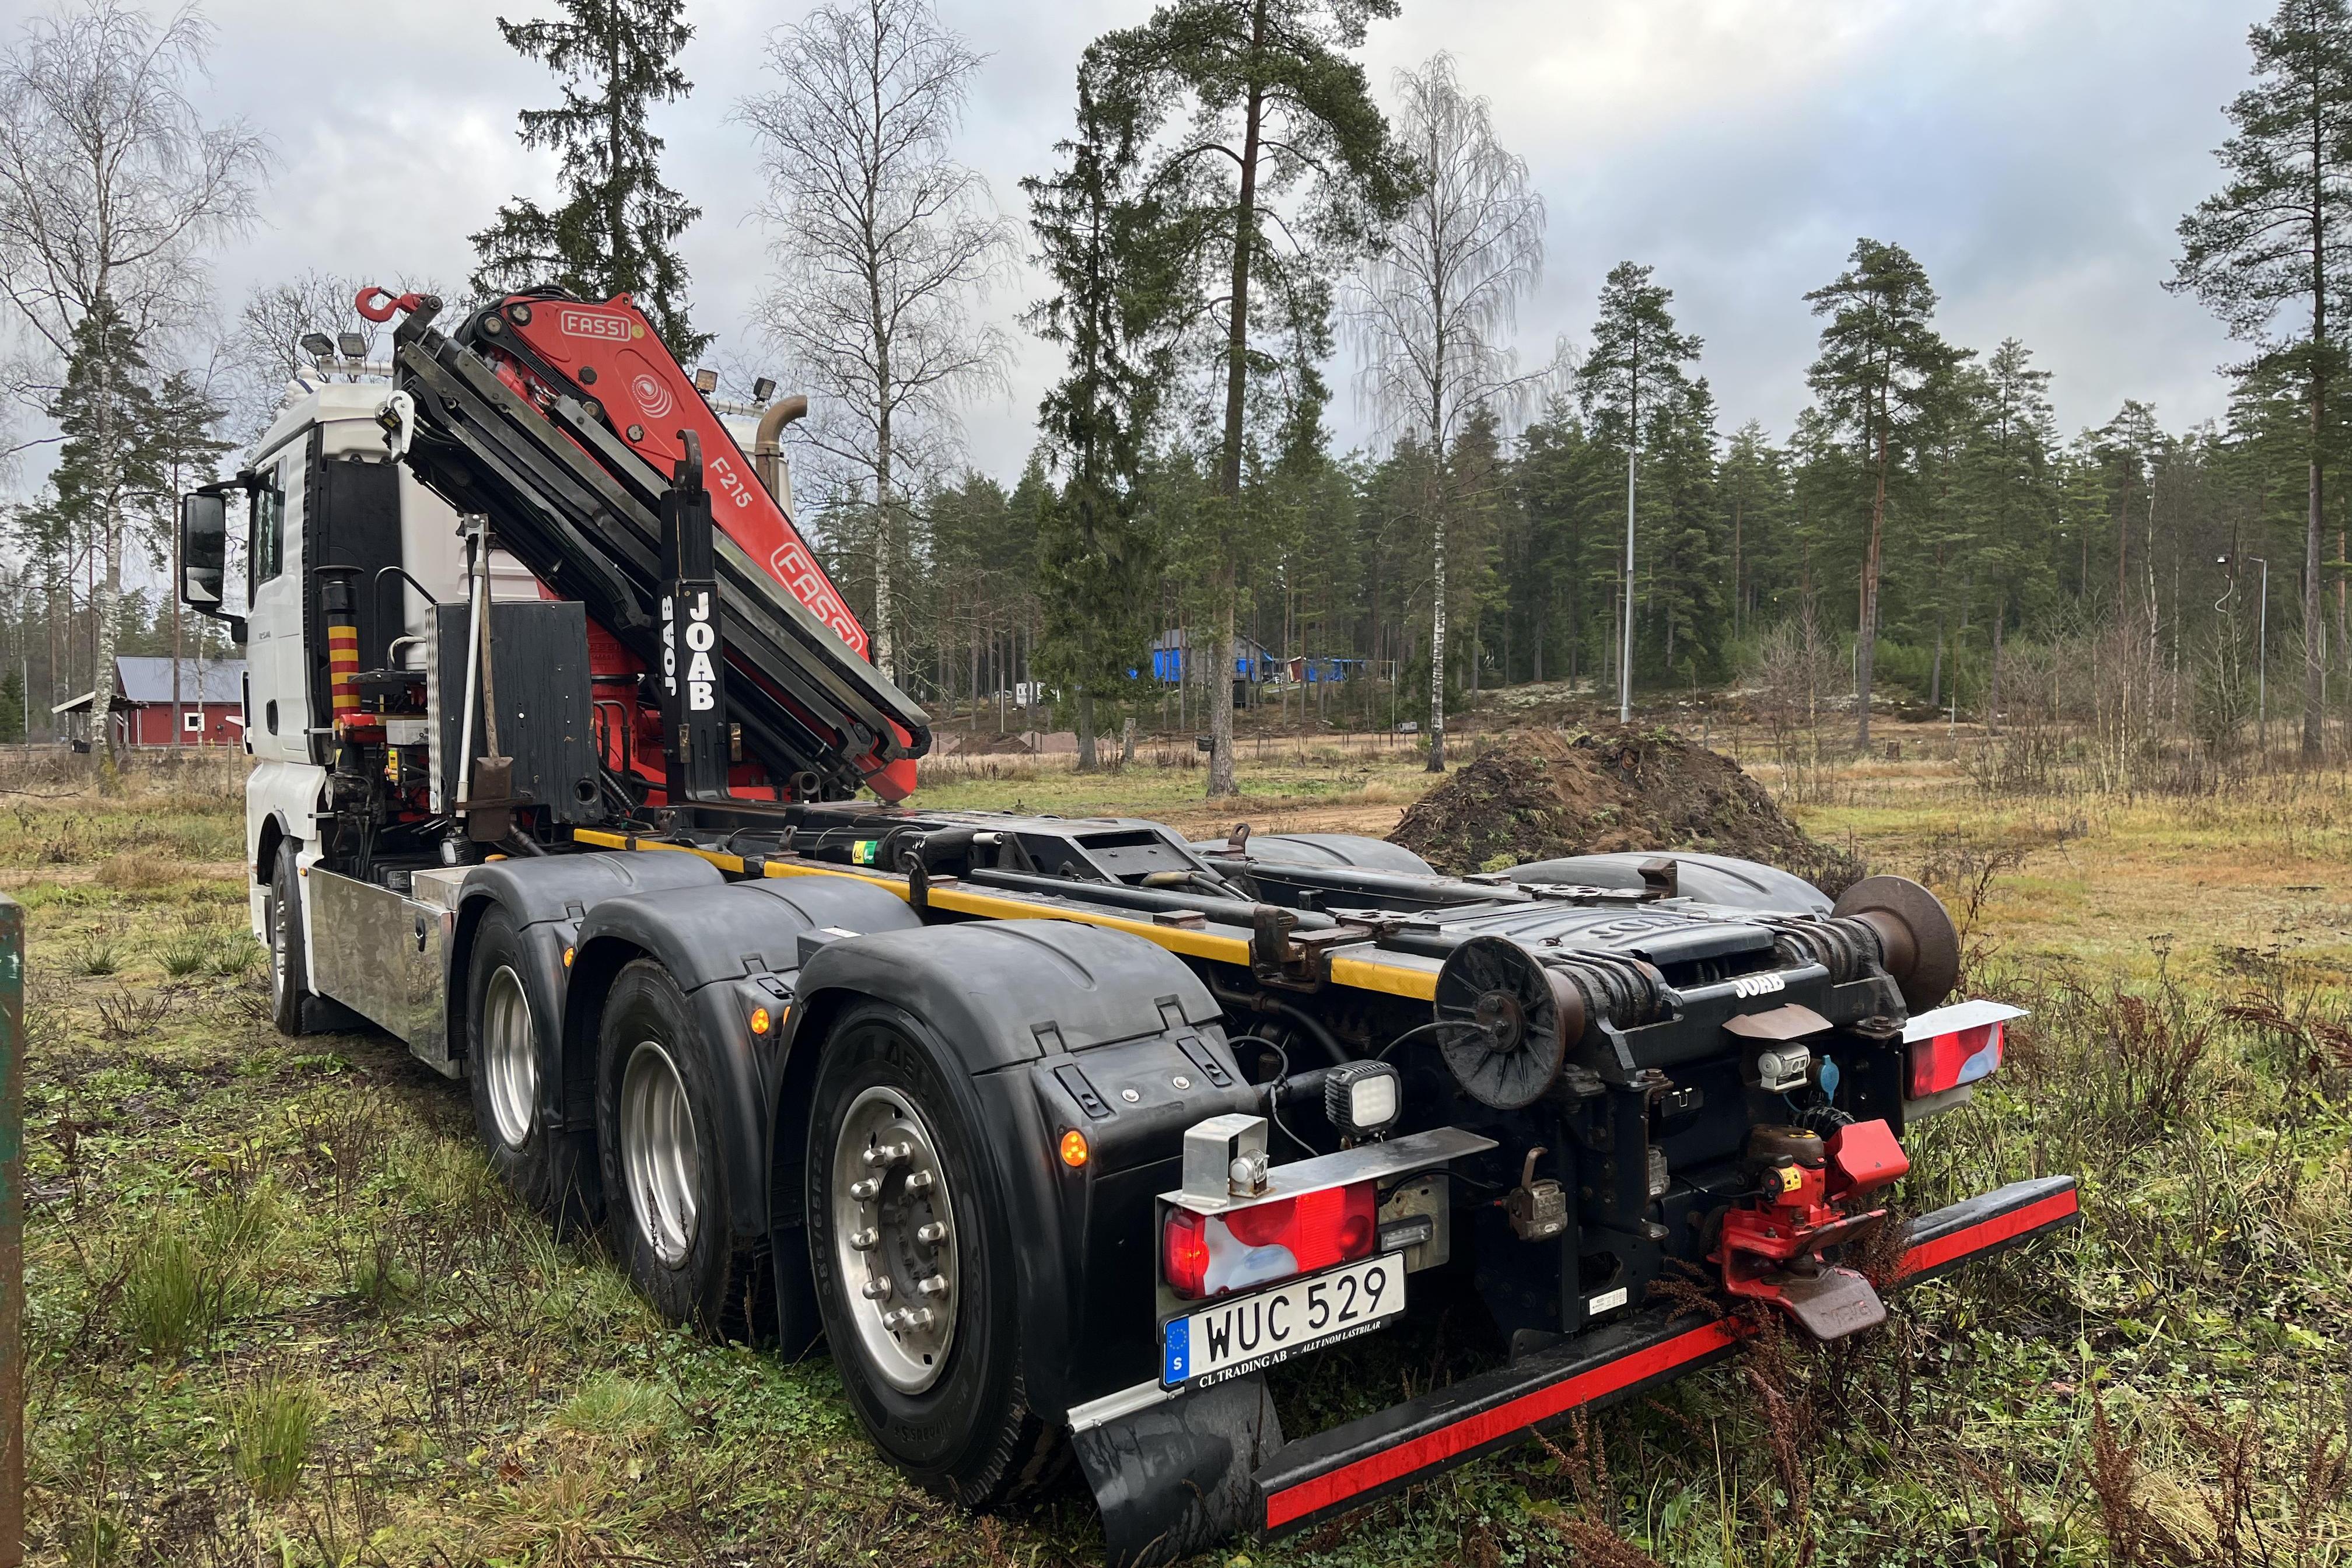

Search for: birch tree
xmin=1344 ymin=52 xmax=1545 ymax=770
xmin=741 ymin=0 xmax=1014 ymax=685
xmin=0 ymin=0 xmax=265 ymax=778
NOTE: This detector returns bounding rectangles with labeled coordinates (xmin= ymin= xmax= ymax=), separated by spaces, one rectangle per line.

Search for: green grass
xmin=228 ymin=1376 xmax=321 ymax=1501
xmin=13 ymin=742 xmax=2352 ymax=1566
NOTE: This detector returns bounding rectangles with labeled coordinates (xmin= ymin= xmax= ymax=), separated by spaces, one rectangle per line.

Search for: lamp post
xmin=2220 ymin=553 xmax=2269 ymax=750
xmin=2250 ymin=555 xmax=2269 ymax=748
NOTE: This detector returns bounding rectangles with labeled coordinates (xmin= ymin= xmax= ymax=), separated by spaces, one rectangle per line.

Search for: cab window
xmin=249 ymin=460 xmax=285 ymax=585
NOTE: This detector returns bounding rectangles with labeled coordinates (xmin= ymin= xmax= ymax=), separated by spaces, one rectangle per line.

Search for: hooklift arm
xmin=363 ymin=287 xmax=929 ymax=803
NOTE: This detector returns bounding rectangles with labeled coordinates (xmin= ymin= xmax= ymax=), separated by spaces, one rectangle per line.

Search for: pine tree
xmin=1086 ymin=0 xmax=1410 ymax=794
xmin=1803 ymin=239 xmax=1966 ymax=750
xmin=1968 ymin=338 xmax=2060 ymax=711
xmin=471 ymin=0 xmax=709 ymax=359
xmin=150 ymin=369 xmax=233 ymax=738
xmin=0 ymin=668 xmax=23 ymax=744
xmin=2171 ymin=0 xmax=2352 ymax=758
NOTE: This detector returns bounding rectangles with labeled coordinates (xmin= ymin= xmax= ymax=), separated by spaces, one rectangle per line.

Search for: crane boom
xmin=365 ymin=286 xmax=926 ymax=803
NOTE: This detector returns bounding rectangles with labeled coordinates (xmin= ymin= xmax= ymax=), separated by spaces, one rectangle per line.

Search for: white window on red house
xmin=184 ymin=710 xmax=204 ymax=733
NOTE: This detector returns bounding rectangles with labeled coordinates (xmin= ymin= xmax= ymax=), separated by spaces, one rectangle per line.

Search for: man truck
xmin=173 ymin=284 xmax=2078 ymax=1564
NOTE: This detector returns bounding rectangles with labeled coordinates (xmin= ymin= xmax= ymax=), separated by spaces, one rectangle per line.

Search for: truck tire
xmin=265 ymin=841 xmax=312 ymax=1037
xmin=466 ymin=907 xmax=556 ymax=1211
xmin=806 ymin=1002 xmax=1059 ymax=1507
xmin=594 ymin=958 xmax=757 ymax=1334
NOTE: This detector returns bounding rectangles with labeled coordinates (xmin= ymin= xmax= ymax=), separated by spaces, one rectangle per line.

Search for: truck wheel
xmin=264 ymin=841 xmax=312 ymax=1037
xmin=806 ymin=1003 xmax=1059 ymax=1506
xmin=466 ymin=908 xmax=555 ymax=1211
xmin=595 ymin=958 xmax=752 ymax=1334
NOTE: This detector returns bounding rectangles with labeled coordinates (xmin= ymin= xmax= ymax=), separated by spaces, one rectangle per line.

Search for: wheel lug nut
xmin=863 ymin=1140 xmax=912 ymax=1170
xmin=916 ymin=1273 xmax=949 ymax=1297
xmin=849 ymin=1177 xmax=882 ymax=1202
xmin=916 ymin=1222 xmax=947 ymax=1245
xmin=860 ymin=1278 xmax=892 ymax=1300
xmin=849 ymin=1227 xmax=878 ymax=1250
xmin=904 ymin=1170 xmax=935 ymax=1193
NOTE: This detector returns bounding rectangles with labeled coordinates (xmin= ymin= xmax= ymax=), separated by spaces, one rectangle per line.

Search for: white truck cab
xmin=215 ymin=383 xmax=540 ymax=980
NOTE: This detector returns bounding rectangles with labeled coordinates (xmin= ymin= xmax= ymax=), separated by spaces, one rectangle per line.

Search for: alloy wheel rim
xmin=268 ymin=890 xmax=288 ymax=1001
xmin=620 ymin=1039 xmax=701 ymax=1266
xmin=831 ymin=1084 xmax=959 ymax=1394
xmin=481 ymin=965 xmax=537 ymax=1150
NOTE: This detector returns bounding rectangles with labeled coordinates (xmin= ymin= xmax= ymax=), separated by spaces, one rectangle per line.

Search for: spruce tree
xmin=1026 ymin=67 xmax=1185 ymax=771
xmin=1643 ymin=378 xmax=1726 ymax=685
xmin=27 ymin=297 xmax=167 ymax=771
xmin=1578 ymin=262 xmax=1702 ymax=719
xmin=471 ymin=0 xmax=709 ymax=358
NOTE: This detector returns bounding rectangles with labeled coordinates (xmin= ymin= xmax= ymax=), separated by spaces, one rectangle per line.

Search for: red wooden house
xmin=53 ymin=657 xmax=246 ymax=749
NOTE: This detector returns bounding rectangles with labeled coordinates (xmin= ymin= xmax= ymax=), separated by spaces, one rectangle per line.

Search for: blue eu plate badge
xmin=1161 ymin=1317 xmax=1191 ymax=1385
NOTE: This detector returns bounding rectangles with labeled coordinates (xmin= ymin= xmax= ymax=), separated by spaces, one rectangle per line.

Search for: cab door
xmin=243 ymin=443 xmax=310 ymax=762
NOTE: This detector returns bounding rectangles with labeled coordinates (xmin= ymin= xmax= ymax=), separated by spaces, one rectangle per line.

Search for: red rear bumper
xmin=1256 ymin=1174 xmax=2080 ymax=1537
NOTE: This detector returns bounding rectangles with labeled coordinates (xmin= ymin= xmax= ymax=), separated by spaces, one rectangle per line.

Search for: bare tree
xmin=0 ymin=0 xmax=265 ymax=776
xmin=223 ymin=268 xmax=372 ymax=440
xmin=1344 ymin=53 xmax=1545 ymax=769
xmin=740 ymin=0 xmax=1014 ymax=683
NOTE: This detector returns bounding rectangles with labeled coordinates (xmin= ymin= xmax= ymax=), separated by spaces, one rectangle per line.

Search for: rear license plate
xmin=1160 ymin=1254 xmax=1405 ymax=1390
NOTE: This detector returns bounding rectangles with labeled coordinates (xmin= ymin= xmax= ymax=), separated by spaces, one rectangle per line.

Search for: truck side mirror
xmin=180 ymin=490 xmax=227 ymax=609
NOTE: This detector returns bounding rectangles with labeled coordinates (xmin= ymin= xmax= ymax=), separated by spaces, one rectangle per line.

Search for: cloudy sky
xmin=102 ymin=0 xmax=2287 ymax=482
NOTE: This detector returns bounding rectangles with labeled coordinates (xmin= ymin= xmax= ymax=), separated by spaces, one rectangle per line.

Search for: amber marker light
xmin=562 ymin=946 xmax=575 ymax=968
xmin=750 ymin=1006 xmax=772 ymax=1036
xmin=1059 ymin=1129 xmax=1090 ymax=1168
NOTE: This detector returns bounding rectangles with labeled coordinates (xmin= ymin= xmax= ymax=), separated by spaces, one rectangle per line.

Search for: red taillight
xmin=1163 ymin=1209 xmax=1213 ymax=1298
xmin=1161 ymin=1182 xmax=1378 ymax=1300
xmin=1909 ymin=1019 xmax=2004 ymax=1098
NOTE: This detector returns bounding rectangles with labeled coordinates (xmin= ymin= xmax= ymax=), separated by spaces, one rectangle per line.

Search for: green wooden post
xmin=0 ymin=892 xmax=19 ymax=1567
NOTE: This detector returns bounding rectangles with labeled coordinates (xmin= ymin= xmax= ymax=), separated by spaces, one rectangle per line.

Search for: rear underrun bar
xmin=1254 ymin=1174 xmax=2081 ymax=1537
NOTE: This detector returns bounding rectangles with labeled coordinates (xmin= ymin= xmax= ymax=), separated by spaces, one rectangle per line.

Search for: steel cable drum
xmin=1432 ymin=936 xmax=1586 ymax=1110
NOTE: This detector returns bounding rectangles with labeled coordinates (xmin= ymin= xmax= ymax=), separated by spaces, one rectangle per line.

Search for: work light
xmin=1323 ymin=1060 xmax=1402 ymax=1139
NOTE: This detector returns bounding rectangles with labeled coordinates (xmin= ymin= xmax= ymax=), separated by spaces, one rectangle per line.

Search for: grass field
xmin=13 ymin=736 xmax=2352 ymax=1566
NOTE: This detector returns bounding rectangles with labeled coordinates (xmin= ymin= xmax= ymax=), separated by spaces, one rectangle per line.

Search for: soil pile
xmin=1388 ymin=725 xmax=1864 ymax=892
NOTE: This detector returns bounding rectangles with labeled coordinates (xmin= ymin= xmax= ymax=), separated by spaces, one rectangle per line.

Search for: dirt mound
xmin=1389 ymin=725 xmax=1864 ymax=893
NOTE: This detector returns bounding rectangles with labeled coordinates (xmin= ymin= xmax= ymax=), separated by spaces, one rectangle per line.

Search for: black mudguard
xmin=559 ymin=874 xmax=923 ymax=1240
xmin=1074 ymin=1374 xmax=1285 ymax=1568
xmin=779 ymin=921 xmax=1254 ymax=1414
xmin=447 ymin=849 xmax=726 ymax=1077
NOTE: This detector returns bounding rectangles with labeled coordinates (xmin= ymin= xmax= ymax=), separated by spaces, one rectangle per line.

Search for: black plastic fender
xmin=444 ymin=851 xmax=728 ymax=1227
xmin=778 ymin=921 xmax=1251 ymax=1419
xmin=447 ymin=849 xmax=725 ymax=1073
xmin=562 ymin=874 xmax=923 ymax=1241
